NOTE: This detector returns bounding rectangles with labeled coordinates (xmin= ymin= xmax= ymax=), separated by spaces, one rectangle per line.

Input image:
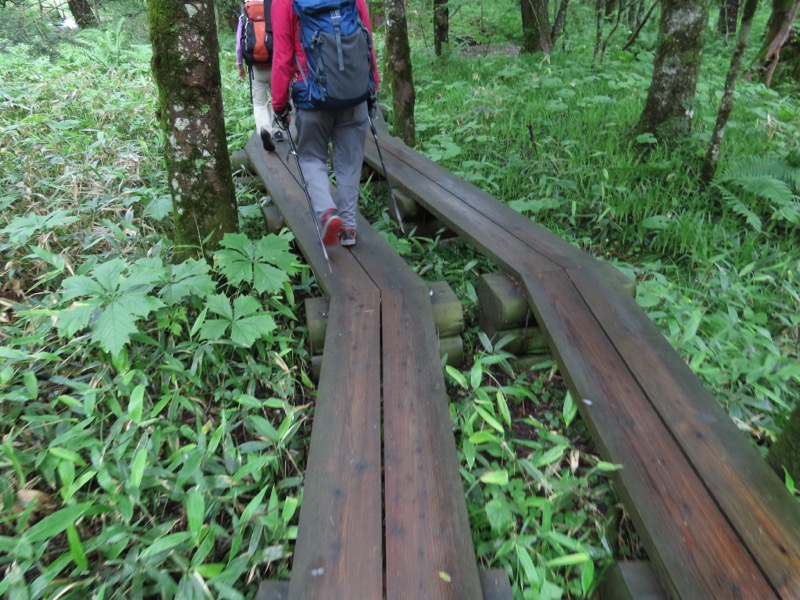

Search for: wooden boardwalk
xmin=243 ymin=122 xmax=800 ymax=599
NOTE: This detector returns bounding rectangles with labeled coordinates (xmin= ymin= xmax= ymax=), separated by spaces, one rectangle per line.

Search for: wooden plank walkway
xmin=361 ymin=128 xmax=800 ymax=599
xmin=245 ymin=135 xmax=487 ymax=600
xmin=243 ymin=117 xmax=800 ymax=599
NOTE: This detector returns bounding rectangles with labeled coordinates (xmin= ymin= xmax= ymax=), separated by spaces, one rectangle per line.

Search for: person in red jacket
xmin=270 ymin=0 xmax=380 ymax=247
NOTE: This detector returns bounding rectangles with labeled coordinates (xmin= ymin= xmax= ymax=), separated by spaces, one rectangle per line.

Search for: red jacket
xmin=270 ymin=0 xmax=380 ymax=112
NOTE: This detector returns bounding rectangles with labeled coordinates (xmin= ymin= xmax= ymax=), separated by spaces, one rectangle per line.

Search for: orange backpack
xmin=241 ymin=0 xmax=273 ymax=66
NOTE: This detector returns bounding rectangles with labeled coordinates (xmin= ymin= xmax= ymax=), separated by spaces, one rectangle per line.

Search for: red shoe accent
xmin=320 ymin=209 xmax=343 ymax=246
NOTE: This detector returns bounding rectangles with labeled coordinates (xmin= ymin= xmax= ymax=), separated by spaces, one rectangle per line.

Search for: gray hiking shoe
xmin=339 ymin=228 xmax=356 ymax=247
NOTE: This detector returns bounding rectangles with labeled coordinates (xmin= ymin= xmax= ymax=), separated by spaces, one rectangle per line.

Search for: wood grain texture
xmin=382 ymin=287 xmax=484 ymax=600
xmin=520 ymin=269 xmax=776 ymax=600
xmin=288 ymin=292 xmax=383 ymax=600
xmin=567 ymin=265 xmax=800 ymax=598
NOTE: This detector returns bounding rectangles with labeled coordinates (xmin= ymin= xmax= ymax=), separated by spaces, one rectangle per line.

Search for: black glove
xmin=367 ymin=92 xmax=378 ymax=118
xmin=276 ymin=104 xmax=292 ymax=130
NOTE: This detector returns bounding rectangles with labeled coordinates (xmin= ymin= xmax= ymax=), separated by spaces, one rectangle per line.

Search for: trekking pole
xmin=281 ymin=121 xmax=334 ymax=273
xmin=367 ymin=114 xmax=405 ymax=234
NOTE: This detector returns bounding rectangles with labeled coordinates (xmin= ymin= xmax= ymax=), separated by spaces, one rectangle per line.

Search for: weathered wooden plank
xmin=364 ymin=135 xmax=586 ymax=271
xmin=519 ymin=268 xmax=777 ymax=600
xmin=246 ymin=135 xmax=374 ymax=296
xmin=597 ymin=561 xmax=668 ymax=600
xmin=363 ymin=141 xmax=560 ymax=276
xmin=382 ymin=287 xmax=484 ymax=600
xmin=568 ymin=265 xmax=800 ymax=598
xmin=260 ymin=570 xmax=512 ymax=600
xmin=287 ymin=292 xmax=383 ymax=600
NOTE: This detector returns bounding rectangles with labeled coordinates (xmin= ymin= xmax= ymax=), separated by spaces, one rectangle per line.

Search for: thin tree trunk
xmin=718 ymin=0 xmax=740 ymax=36
xmin=748 ymin=0 xmax=800 ymax=86
xmin=384 ymin=0 xmax=416 ymax=146
xmin=637 ymin=0 xmax=710 ymax=142
xmin=434 ymin=0 xmax=449 ymax=56
xmin=146 ymin=0 xmax=238 ymax=260
xmin=701 ymin=0 xmax=759 ymax=183
xmin=369 ymin=0 xmax=385 ymax=29
xmin=67 ymin=0 xmax=97 ymax=28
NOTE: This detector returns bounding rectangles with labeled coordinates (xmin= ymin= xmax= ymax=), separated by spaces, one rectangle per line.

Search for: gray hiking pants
xmin=295 ymin=102 xmax=369 ymax=230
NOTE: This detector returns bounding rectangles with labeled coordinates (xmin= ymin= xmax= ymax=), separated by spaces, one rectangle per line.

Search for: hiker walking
xmin=236 ymin=0 xmax=283 ymax=152
xmin=270 ymin=0 xmax=380 ymax=247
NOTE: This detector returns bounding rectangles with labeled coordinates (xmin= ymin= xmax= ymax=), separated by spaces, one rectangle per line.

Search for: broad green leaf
xmin=476 ymin=406 xmax=504 ymax=434
xmin=128 ymin=384 xmax=144 ymax=424
xmin=535 ymin=445 xmax=566 ymax=468
xmin=516 ymin=544 xmax=540 ymax=586
xmin=140 ymin=531 xmax=194 ymax=559
xmin=479 ymin=470 xmax=509 ymax=486
xmin=25 ymin=504 xmax=90 ymax=544
xmin=129 ymin=447 xmax=147 ymax=489
xmin=545 ymin=552 xmax=591 ymax=567
xmin=186 ymin=491 xmax=205 ymax=535
xmin=206 ymin=294 xmax=233 ymax=320
xmin=445 ymin=365 xmax=467 ymax=389
xmin=240 ymin=487 xmax=268 ymax=524
xmin=563 ymin=392 xmax=577 ymax=427
xmin=160 ymin=259 xmax=215 ymax=303
xmin=199 ymin=319 xmax=230 ymax=341
xmin=91 ymin=301 xmax=141 ymax=356
xmin=55 ymin=300 xmax=100 ymax=337
xmin=230 ymin=314 xmax=276 ymax=347
xmin=66 ymin=524 xmax=88 ymax=572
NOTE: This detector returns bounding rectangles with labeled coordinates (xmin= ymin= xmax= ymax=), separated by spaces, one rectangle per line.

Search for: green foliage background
xmin=0 ymin=0 xmax=798 ymax=598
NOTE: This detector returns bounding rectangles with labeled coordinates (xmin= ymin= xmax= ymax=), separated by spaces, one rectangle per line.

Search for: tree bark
xmin=701 ymin=0 xmax=759 ymax=183
xmin=768 ymin=401 xmax=800 ymax=486
xmin=748 ymin=0 xmax=800 ymax=86
xmin=434 ymin=0 xmax=449 ymax=56
xmin=521 ymin=0 xmax=554 ymax=54
xmin=146 ymin=0 xmax=238 ymax=260
xmin=67 ymin=0 xmax=97 ymax=28
xmin=384 ymin=0 xmax=416 ymax=147
xmin=637 ymin=0 xmax=710 ymax=142
xmin=718 ymin=0 xmax=740 ymax=35
xmin=369 ymin=0 xmax=385 ymax=29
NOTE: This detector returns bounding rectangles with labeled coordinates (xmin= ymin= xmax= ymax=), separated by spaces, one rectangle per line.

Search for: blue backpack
xmin=291 ymin=0 xmax=375 ymax=110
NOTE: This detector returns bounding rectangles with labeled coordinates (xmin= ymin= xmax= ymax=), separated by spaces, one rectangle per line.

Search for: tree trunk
xmin=521 ymin=0 xmax=554 ymax=54
xmin=146 ymin=0 xmax=238 ymax=260
xmin=768 ymin=401 xmax=800 ymax=487
xmin=748 ymin=0 xmax=800 ymax=86
xmin=369 ymin=0 xmax=385 ymax=29
xmin=701 ymin=0 xmax=759 ymax=183
xmin=434 ymin=0 xmax=449 ymax=56
xmin=718 ymin=0 xmax=740 ymax=35
xmin=384 ymin=0 xmax=416 ymax=147
xmin=67 ymin=0 xmax=97 ymax=28
xmin=637 ymin=0 xmax=710 ymax=142
xmin=216 ymin=0 xmax=241 ymax=32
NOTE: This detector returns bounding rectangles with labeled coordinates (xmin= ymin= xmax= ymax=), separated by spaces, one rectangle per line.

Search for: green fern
xmin=715 ymin=154 xmax=800 ymax=230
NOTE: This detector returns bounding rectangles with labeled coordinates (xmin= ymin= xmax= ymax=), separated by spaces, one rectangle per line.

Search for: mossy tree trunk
xmin=637 ymin=0 xmax=710 ymax=142
xmin=146 ymin=0 xmax=238 ymax=261
xmin=701 ymin=0 xmax=758 ymax=183
xmin=434 ymin=0 xmax=449 ymax=56
xmin=67 ymin=0 xmax=97 ymax=28
xmin=384 ymin=0 xmax=416 ymax=147
xmin=768 ymin=401 xmax=800 ymax=486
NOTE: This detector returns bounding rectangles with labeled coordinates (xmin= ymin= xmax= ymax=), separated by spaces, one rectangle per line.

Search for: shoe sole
xmin=260 ymin=131 xmax=275 ymax=152
xmin=321 ymin=215 xmax=343 ymax=246
xmin=340 ymin=238 xmax=356 ymax=247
